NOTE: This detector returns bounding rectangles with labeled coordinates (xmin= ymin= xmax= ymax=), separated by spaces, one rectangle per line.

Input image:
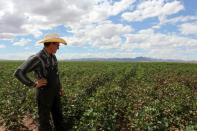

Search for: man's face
xmin=49 ymin=42 xmax=60 ymax=54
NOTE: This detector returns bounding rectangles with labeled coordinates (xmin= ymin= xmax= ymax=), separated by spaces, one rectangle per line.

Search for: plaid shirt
xmin=14 ymin=49 xmax=61 ymax=88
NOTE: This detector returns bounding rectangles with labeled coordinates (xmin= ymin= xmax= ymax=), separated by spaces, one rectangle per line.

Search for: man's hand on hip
xmin=35 ymin=78 xmax=47 ymax=88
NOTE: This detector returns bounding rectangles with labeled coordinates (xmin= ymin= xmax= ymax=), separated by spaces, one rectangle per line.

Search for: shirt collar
xmin=43 ymin=48 xmax=51 ymax=58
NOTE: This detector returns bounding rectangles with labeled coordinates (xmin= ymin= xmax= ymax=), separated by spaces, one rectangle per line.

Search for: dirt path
xmin=0 ymin=115 xmax=37 ymax=131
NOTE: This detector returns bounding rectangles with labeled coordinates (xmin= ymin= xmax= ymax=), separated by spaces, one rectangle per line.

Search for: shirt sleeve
xmin=14 ymin=55 xmax=40 ymax=87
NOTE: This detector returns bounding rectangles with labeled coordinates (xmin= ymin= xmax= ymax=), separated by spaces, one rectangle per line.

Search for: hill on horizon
xmin=65 ymin=56 xmax=197 ymax=62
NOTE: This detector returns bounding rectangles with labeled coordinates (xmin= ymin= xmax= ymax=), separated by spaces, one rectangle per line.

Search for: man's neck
xmin=44 ymin=47 xmax=52 ymax=55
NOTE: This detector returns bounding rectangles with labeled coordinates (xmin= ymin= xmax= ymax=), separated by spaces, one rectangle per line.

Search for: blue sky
xmin=0 ymin=0 xmax=197 ymax=60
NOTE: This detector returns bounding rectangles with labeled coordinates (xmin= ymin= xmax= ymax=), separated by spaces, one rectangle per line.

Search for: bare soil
xmin=0 ymin=115 xmax=37 ymax=131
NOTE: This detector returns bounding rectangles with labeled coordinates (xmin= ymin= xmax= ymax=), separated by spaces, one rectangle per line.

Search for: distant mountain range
xmin=0 ymin=57 xmax=196 ymax=62
xmin=65 ymin=57 xmax=197 ymax=62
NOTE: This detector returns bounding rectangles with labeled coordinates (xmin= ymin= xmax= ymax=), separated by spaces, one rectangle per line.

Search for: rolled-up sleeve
xmin=14 ymin=55 xmax=40 ymax=87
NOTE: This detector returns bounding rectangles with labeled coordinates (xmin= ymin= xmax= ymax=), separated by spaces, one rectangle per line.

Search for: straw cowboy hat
xmin=38 ymin=33 xmax=67 ymax=45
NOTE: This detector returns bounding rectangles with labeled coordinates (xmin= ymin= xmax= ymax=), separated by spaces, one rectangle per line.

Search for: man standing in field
xmin=14 ymin=33 xmax=67 ymax=131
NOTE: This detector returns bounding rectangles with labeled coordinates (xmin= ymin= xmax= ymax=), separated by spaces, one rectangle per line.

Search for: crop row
xmin=0 ymin=61 xmax=196 ymax=130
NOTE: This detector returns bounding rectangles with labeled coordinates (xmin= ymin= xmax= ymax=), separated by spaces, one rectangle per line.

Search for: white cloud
xmin=179 ymin=22 xmax=197 ymax=36
xmin=92 ymin=36 xmax=121 ymax=49
xmin=110 ymin=0 xmax=136 ymax=15
xmin=121 ymin=0 xmax=184 ymax=22
xmin=0 ymin=44 xmax=6 ymax=48
xmin=0 ymin=13 xmax=27 ymax=34
xmin=0 ymin=0 xmax=136 ymax=38
xmin=58 ymin=52 xmax=135 ymax=60
xmin=167 ymin=16 xmax=197 ymax=24
xmin=121 ymin=29 xmax=197 ymax=60
xmin=69 ymin=20 xmax=133 ymax=49
xmin=0 ymin=51 xmax=35 ymax=60
xmin=0 ymin=0 xmax=196 ymax=61
xmin=0 ymin=1 xmax=15 ymax=14
xmin=0 ymin=33 xmax=15 ymax=40
xmin=152 ymin=15 xmax=197 ymax=29
xmin=13 ymin=38 xmax=32 ymax=46
xmin=68 ymin=0 xmax=136 ymax=30
xmin=124 ymin=29 xmax=197 ymax=49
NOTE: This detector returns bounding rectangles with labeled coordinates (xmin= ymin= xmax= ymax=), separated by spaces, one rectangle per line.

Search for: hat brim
xmin=38 ymin=38 xmax=67 ymax=45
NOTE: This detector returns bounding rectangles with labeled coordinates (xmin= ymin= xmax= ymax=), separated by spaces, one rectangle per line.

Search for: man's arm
xmin=14 ymin=55 xmax=40 ymax=87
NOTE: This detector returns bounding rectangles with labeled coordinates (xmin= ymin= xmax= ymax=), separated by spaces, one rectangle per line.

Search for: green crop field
xmin=0 ymin=61 xmax=196 ymax=130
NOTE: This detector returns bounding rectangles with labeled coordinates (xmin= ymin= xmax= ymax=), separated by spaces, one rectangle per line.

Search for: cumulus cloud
xmin=0 ymin=0 xmax=135 ymax=38
xmin=68 ymin=0 xmax=136 ymax=29
xmin=0 ymin=51 xmax=35 ymax=60
xmin=121 ymin=29 xmax=197 ymax=59
xmin=13 ymin=38 xmax=32 ymax=46
xmin=124 ymin=29 xmax=197 ymax=49
xmin=162 ymin=16 xmax=197 ymax=25
xmin=152 ymin=15 xmax=197 ymax=29
xmin=0 ymin=44 xmax=6 ymax=48
xmin=69 ymin=20 xmax=133 ymax=49
xmin=0 ymin=0 xmax=196 ymax=60
xmin=58 ymin=52 xmax=135 ymax=60
xmin=0 ymin=1 xmax=14 ymax=14
xmin=121 ymin=0 xmax=184 ymax=22
xmin=179 ymin=22 xmax=197 ymax=36
xmin=0 ymin=33 xmax=15 ymax=40
xmin=0 ymin=13 xmax=27 ymax=34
